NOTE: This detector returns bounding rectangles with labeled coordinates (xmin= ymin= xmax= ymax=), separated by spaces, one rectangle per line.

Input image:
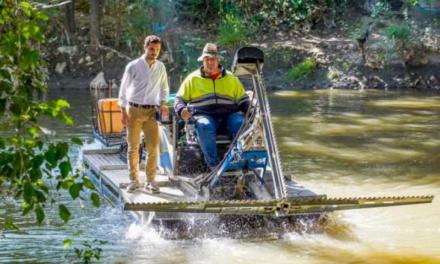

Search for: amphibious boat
xmin=82 ymin=47 xmax=433 ymax=227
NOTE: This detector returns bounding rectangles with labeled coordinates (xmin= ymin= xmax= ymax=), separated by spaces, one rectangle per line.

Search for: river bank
xmin=46 ymin=3 xmax=440 ymax=92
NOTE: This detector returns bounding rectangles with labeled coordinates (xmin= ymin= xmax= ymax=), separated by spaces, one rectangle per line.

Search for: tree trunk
xmin=90 ymin=0 xmax=102 ymax=47
xmin=64 ymin=0 xmax=75 ymax=35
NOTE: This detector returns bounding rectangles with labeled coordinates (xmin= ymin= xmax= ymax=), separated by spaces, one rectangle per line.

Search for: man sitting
xmin=174 ymin=43 xmax=250 ymax=170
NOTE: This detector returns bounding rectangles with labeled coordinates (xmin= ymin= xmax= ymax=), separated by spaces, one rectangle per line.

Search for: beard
xmin=147 ymin=53 xmax=158 ymax=61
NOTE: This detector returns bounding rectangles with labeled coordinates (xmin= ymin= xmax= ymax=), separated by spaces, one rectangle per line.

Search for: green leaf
xmin=59 ymin=204 xmax=71 ymax=223
xmin=69 ymin=182 xmax=83 ymax=199
xmin=55 ymin=142 xmax=69 ymax=160
xmin=29 ymin=168 xmax=42 ymax=181
xmin=19 ymin=2 xmax=32 ymax=16
xmin=35 ymin=189 xmax=47 ymax=203
xmin=36 ymin=10 xmax=49 ymax=21
xmin=26 ymin=125 xmax=40 ymax=138
xmin=59 ymin=179 xmax=73 ymax=190
xmin=61 ymin=113 xmax=74 ymax=126
xmin=22 ymin=47 xmax=39 ymax=66
xmin=82 ymin=176 xmax=95 ymax=190
xmin=3 ymin=217 xmax=19 ymax=230
xmin=10 ymin=102 xmax=23 ymax=115
xmin=22 ymin=202 xmax=33 ymax=215
xmin=23 ymin=180 xmax=35 ymax=203
xmin=39 ymin=103 xmax=49 ymax=111
xmin=59 ymin=160 xmax=71 ymax=178
xmin=55 ymin=99 xmax=70 ymax=109
xmin=19 ymin=2 xmax=31 ymax=9
xmin=90 ymin=192 xmax=100 ymax=207
xmin=39 ymin=184 xmax=49 ymax=194
xmin=1 ymin=121 xmax=11 ymax=131
xmin=71 ymin=137 xmax=83 ymax=146
xmin=32 ymin=155 xmax=45 ymax=169
xmin=0 ymin=98 xmax=6 ymax=115
xmin=35 ymin=204 xmax=45 ymax=224
xmin=63 ymin=239 xmax=73 ymax=249
xmin=44 ymin=147 xmax=56 ymax=167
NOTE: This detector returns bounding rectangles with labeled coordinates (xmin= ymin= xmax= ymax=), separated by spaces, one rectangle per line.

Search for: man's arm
xmin=118 ymin=65 xmax=131 ymax=126
xmin=159 ymin=64 xmax=169 ymax=105
xmin=174 ymin=76 xmax=191 ymax=121
xmin=159 ymin=64 xmax=170 ymax=117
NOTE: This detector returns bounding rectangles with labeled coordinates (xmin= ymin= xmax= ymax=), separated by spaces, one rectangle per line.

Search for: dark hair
xmin=144 ymin=35 xmax=161 ymax=46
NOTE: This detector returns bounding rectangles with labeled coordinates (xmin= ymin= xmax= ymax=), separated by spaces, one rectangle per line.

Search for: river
xmin=1 ymin=88 xmax=439 ymax=263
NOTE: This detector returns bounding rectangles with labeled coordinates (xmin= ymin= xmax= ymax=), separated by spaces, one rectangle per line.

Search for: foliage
xmin=72 ymin=239 xmax=106 ymax=264
xmin=0 ymin=0 xmax=100 ymax=230
xmin=403 ymin=0 xmax=419 ymax=6
xmin=370 ymin=1 xmax=392 ymax=18
xmin=0 ymin=2 xmax=103 ymax=262
xmin=124 ymin=1 xmax=153 ymax=49
xmin=255 ymin=0 xmax=348 ymax=29
xmin=103 ymin=0 xmax=155 ymax=54
xmin=260 ymin=0 xmax=315 ymax=27
xmin=218 ymin=12 xmax=247 ymax=48
xmin=287 ymin=58 xmax=318 ymax=80
xmin=174 ymin=0 xmax=350 ymax=36
xmin=326 ymin=66 xmax=342 ymax=80
xmin=382 ymin=23 xmax=416 ymax=62
xmin=174 ymin=0 xmax=223 ymax=23
xmin=384 ymin=24 xmax=411 ymax=40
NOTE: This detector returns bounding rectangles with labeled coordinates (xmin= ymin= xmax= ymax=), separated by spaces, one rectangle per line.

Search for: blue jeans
xmin=194 ymin=112 xmax=244 ymax=168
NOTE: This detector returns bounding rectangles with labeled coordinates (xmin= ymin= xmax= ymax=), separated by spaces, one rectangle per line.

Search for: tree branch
xmin=32 ymin=0 xmax=71 ymax=9
xmin=85 ymin=44 xmax=133 ymax=61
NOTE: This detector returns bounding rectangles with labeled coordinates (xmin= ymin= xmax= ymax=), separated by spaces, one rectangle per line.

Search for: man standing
xmin=119 ymin=35 xmax=169 ymax=193
xmin=174 ymin=43 xmax=249 ymax=170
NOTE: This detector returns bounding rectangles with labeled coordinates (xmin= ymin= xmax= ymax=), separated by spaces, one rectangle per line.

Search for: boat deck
xmin=82 ymin=148 xmax=189 ymax=207
xmin=82 ymin=144 xmax=319 ymax=220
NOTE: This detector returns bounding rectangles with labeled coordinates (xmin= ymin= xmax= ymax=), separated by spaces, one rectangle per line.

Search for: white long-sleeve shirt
xmin=118 ymin=54 xmax=169 ymax=108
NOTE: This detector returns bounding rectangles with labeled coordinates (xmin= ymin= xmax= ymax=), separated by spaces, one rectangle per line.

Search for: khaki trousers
xmin=126 ymin=106 xmax=159 ymax=183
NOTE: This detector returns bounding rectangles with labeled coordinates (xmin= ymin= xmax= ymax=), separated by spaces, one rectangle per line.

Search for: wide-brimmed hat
xmin=197 ymin=43 xmax=224 ymax=61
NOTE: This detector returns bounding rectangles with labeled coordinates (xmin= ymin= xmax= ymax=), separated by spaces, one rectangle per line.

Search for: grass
xmin=384 ymin=25 xmax=411 ymax=41
xmin=218 ymin=13 xmax=247 ymax=47
xmin=287 ymin=58 xmax=318 ymax=80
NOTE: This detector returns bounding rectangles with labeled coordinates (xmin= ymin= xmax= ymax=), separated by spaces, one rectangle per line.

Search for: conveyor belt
xmin=124 ymin=195 xmax=434 ymax=215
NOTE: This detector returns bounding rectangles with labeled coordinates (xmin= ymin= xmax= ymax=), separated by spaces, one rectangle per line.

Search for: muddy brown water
xmin=0 ymin=88 xmax=439 ymax=263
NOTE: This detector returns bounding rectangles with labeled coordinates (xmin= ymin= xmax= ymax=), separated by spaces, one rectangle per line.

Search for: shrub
xmin=218 ymin=12 xmax=247 ymax=47
xmin=384 ymin=24 xmax=411 ymax=40
xmin=382 ymin=23 xmax=420 ymax=64
xmin=288 ymin=58 xmax=318 ymax=80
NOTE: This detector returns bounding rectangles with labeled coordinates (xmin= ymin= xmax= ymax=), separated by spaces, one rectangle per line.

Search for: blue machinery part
xmin=208 ymin=149 xmax=268 ymax=188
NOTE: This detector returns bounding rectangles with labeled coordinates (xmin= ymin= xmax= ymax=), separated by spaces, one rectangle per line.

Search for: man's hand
xmin=160 ymin=104 xmax=169 ymax=118
xmin=180 ymin=108 xmax=192 ymax=121
xmin=121 ymin=109 xmax=129 ymax=126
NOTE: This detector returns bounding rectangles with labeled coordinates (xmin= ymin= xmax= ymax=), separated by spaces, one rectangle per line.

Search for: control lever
xmin=185 ymin=107 xmax=197 ymax=144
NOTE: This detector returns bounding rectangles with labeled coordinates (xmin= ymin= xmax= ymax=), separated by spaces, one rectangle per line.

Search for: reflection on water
xmin=272 ymin=90 xmax=440 ymax=187
xmin=1 ymin=89 xmax=439 ymax=263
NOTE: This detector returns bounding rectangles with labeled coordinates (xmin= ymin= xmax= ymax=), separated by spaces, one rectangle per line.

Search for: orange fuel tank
xmin=97 ymin=98 xmax=124 ymax=134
